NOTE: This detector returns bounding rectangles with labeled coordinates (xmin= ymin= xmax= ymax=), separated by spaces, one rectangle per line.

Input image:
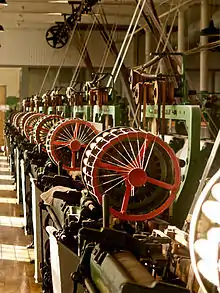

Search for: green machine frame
xmin=93 ymin=105 xmax=121 ymax=127
xmin=143 ymin=104 xmax=204 ymax=227
xmin=72 ymin=105 xmax=92 ymax=121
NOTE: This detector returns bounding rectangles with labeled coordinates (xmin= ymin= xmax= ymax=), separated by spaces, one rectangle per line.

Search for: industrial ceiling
xmin=0 ymin=0 xmax=210 ymax=31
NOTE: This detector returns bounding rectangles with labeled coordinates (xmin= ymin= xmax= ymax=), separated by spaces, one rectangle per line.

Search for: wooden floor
xmin=0 ymin=154 xmax=41 ymax=293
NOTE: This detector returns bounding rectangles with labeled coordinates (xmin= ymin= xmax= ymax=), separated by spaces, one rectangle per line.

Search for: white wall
xmin=186 ymin=52 xmax=220 ymax=92
xmin=0 ymin=29 xmax=134 ymax=68
xmin=0 ymin=68 xmax=21 ymax=97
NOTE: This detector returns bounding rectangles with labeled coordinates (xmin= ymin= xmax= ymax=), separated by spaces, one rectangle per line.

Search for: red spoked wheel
xmin=81 ymin=127 xmax=181 ymax=222
xmin=33 ymin=115 xmax=64 ymax=152
xmin=24 ymin=113 xmax=45 ymax=140
xmin=46 ymin=118 xmax=99 ymax=171
xmin=9 ymin=111 xmax=18 ymax=125
xmin=13 ymin=112 xmax=26 ymax=129
xmin=19 ymin=112 xmax=35 ymax=132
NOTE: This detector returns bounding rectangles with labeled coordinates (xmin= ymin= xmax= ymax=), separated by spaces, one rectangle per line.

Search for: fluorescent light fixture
xmin=48 ymin=0 xmax=68 ymax=3
xmin=47 ymin=12 xmax=63 ymax=16
xmin=0 ymin=0 xmax=7 ymax=7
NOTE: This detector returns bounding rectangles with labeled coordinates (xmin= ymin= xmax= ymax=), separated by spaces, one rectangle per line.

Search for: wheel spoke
xmin=121 ymin=182 xmax=132 ymax=213
xmin=136 ymin=138 xmax=151 ymax=168
xmin=97 ymin=161 xmax=130 ymax=173
xmin=73 ymin=122 xmax=79 ymax=139
xmin=126 ymin=133 xmax=139 ymax=168
xmin=146 ymin=176 xmax=173 ymax=190
xmin=52 ymin=140 xmax=70 ymax=146
xmin=40 ymin=127 xmax=49 ymax=133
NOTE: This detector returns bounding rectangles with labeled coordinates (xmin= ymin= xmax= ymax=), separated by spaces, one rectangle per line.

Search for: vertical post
xmin=200 ymin=0 xmax=209 ymax=93
xmin=178 ymin=8 xmax=185 ymax=73
xmin=178 ymin=9 xmax=185 ymax=52
xmin=178 ymin=8 xmax=187 ymax=101
xmin=145 ymin=30 xmax=152 ymax=67
xmin=102 ymin=194 xmax=110 ymax=228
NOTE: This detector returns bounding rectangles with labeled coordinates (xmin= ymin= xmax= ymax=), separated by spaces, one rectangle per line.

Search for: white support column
xmin=178 ymin=8 xmax=185 ymax=52
xmin=145 ymin=30 xmax=152 ymax=64
xmin=178 ymin=8 xmax=185 ymax=73
xmin=200 ymin=0 xmax=209 ymax=92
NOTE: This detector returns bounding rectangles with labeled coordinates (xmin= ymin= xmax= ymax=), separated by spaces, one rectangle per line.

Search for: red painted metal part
xmin=13 ymin=112 xmax=26 ymax=129
xmin=9 ymin=111 xmax=18 ymax=125
xmin=48 ymin=118 xmax=99 ymax=171
xmin=83 ymin=128 xmax=181 ymax=222
xmin=19 ymin=112 xmax=35 ymax=131
xmin=24 ymin=113 xmax=45 ymax=140
xmin=34 ymin=115 xmax=63 ymax=152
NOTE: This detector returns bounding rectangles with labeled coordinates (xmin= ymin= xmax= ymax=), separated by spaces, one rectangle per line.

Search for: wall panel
xmin=0 ymin=29 xmax=134 ymax=68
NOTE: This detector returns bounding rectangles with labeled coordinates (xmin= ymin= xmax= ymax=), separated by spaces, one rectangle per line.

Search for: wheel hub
xmin=128 ymin=168 xmax=147 ymax=187
xmin=70 ymin=140 xmax=81 ymax=152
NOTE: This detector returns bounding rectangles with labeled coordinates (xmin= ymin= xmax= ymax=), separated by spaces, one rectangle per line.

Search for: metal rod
xmin=106 ymin=0 xmax=144 ymax=88
xmin=38 ymin=50 xmax=56 ymax=96
xmin=200 ymin=0 xmax=209 ymax=92
xmin=85 ymin=278 xmax=98 ymax=293
xmin=113 ymin=0 xmax=147 ymax=86
xmin=102 ymin=193 xmax=110 ymax=228
xmin=70 ymin=12 xmax=98 ymax=87
xmin=127 ymin=0 xmax=199 ymax=39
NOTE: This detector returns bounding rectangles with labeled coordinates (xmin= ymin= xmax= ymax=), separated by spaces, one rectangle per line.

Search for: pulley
xmin=45 ymin=24 xmax=69 ymax=49
xmin=24 ymin=113 xmax=45 ymax=140
xmin=82 ymin=127 xmax=181 ymax=221
xmin=33 ymin=115 xmax=64 ymax=152
xmin=46 ymin=118 xmax=99 ymax=171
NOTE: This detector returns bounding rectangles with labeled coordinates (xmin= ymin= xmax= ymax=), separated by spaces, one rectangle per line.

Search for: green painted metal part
xmin=47 ymin=107 xmax=54 ymax=115
xmin=39 ymin=106 xmax=44 ymax=113
xmin=144 ymin=105 xmax=204 ymax=227
xmin=56 ymin=106 xmax=70 ymax=118
xmin=72 ymin=105 xmax=92 ymax=121
xmin=93 ymin=105 xmax=121 ymax=127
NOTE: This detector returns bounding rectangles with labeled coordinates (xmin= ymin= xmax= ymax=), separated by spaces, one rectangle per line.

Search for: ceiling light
xmin=48 ymin=1 xmax=68 ymax=3
xmin=0 ymin=25 xmax=4 ymax=32
xmin=47 ymin=12 xmax=63 ymax=16
xmin=0 ymin=0 xmax=7 ymax=7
